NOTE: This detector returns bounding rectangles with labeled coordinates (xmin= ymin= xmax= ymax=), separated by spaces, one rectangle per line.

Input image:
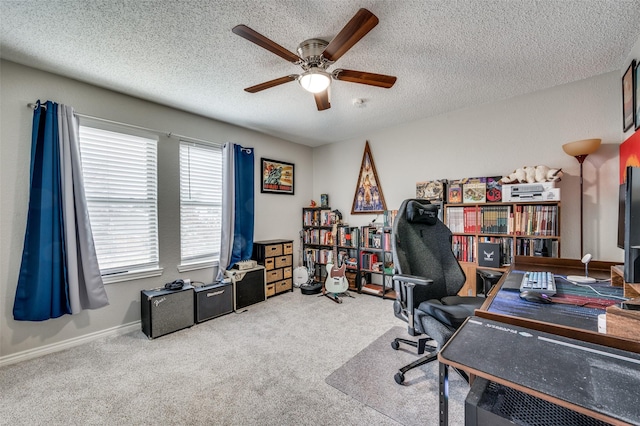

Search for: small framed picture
xmin=260 ymin=158 xmax=294 ymax=194
xmin=622 ymin=60 xmax=635 ymax=132
xmin=320 ymin=194 xmax=329 ymax=208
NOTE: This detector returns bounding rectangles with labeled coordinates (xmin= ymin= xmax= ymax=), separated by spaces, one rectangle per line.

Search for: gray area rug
xmin=326 ymin=326 xmax=467 ymax=426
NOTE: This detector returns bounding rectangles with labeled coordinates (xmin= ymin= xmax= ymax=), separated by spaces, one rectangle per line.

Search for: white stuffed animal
xmin=500 ymin=165 xmax=563 ymax=184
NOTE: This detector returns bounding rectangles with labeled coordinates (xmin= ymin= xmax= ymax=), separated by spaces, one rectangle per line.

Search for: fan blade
xmin=245 ymin=75 xmax=297 ymax=93
xmin=334 ymin=69 xmax=397 ymax=88
xmin=314 ymin=91 xmax=331 ymax=111
xmin=232 ymin=25 xmax=300 ymax=63
xmin=322 ymin=8 xmax=379 ymax=62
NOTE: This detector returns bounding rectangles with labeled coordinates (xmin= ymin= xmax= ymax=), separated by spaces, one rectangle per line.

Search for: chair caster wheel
xmin=391 ymin=340 xmax=400 ymax=350
xmin=394 ymin=372 xmax=405 ymax=384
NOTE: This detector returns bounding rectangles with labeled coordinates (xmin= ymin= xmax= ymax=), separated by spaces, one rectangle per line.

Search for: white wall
xmin=0 ymin=60 xmax=313 ymax=361
xmin=313 ymin=71 xmax=624 ymax=263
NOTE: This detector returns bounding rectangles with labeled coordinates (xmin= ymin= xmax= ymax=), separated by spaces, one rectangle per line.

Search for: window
xmin=179 ymin=141 xmax=222 ymax=267
xmin=78 ymin=125 xmax=159 ymax=278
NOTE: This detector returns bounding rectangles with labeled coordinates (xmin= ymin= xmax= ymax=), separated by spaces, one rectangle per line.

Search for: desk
xmin=438 ymin=256 xmax=640 ymax=425
xmin=439 ymin=316 xmax=640 ymax=425
xmin=478 ymin=256 xmax=640 ymax=354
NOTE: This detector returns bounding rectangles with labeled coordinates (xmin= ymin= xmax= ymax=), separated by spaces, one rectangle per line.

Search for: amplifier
xmin=194 ymin=281 xmax=233 ymax=323
xmin=141 ymin=285 xmax=194 ymax=339
xmin=225 ymin=266 xmax=266 ymax=310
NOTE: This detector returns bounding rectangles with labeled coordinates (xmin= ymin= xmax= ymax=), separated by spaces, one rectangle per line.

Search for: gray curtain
xmin=58 ymin=104 xmax=109 ymax=312
xmin=216 ymin=142 xmax=235 ymax=282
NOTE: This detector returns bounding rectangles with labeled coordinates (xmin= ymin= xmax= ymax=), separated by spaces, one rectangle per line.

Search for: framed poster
xmin=261 ymin=158 xmax=294 ymax=194
xmin=623 ymin=60 xmax=635 ymax=132
xmin=351 ymin=141 xmax=387 ymax=214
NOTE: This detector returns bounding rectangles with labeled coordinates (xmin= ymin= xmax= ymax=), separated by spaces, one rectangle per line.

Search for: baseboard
xmin=0 ymin=321 xmax=141 ymax=368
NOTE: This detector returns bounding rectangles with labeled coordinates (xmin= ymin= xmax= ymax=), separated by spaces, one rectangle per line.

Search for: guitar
xmin=324 ymin=223 xmax=349 ymax=294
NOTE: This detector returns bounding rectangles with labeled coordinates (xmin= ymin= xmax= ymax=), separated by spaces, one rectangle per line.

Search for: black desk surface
xmin=440 ymin=316 xmax=640 ymax=425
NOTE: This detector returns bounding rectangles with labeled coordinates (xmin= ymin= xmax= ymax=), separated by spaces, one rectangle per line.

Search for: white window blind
xmin=179 ymin=141 xmax=222 ymax=264
xmin=78 ymin=126 xmax=159 ymax=275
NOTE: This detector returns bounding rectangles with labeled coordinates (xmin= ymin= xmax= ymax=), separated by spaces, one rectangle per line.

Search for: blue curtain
xmin=14 ymin=100 xmax=109 ymax=321
xmin=217 ymin=143 xmax=254 ymax=280
xmin=230 ymin=145 xmax=255 ymax=266
xmin=14 ymin=101 xmax=70 ymax=320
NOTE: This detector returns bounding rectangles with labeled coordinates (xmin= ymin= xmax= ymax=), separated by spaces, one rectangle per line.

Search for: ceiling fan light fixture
xmin=299 ymin=69 xmax=331 ymax=93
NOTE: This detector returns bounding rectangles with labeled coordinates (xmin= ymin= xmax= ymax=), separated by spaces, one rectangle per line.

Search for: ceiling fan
xmin=232 ymin=8 xmax=397 ymax=111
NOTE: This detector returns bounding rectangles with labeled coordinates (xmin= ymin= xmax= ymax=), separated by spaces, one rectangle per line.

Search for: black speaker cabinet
xmin=225 ymin=266 xmax=266 ymax=310
xmin=141 ymin=285 xmax=194 ymax=339
xmin=194 ymin=281 xmax=233 ymax=323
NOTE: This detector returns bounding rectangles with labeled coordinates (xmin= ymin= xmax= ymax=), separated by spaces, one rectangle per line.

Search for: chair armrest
xmin=393 ymin=274 xmax=433 ymax=336
xmin=392 ymin=273 xmax=433 ymax=286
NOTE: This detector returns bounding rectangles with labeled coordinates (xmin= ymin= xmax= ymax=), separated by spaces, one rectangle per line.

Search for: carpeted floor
xmin=326 ymin=326 xmax=467 ymax=426
xmin=0 ymin=290 xmax=467 ymax=425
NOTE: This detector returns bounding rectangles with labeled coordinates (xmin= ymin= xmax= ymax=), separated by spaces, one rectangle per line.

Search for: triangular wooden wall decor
xmin=351 ymin=141 xmax=387 ymax=214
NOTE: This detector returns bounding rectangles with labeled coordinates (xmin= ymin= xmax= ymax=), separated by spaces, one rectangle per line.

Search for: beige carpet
xmin=326 ymin=326 xmax=466 ymax=426
xmin=0 ymin=290 xmax=466 ymax=425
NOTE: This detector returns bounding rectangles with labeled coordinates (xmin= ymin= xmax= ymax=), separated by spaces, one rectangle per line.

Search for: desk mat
xmin=491 ymin=271 xmax=623 ymax=331
xmin=441 ymin=317 xmax=640 ymax=424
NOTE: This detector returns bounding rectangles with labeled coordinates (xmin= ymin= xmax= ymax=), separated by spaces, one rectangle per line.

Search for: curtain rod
xmin=27 ymin=102 xmax=220 ymax=147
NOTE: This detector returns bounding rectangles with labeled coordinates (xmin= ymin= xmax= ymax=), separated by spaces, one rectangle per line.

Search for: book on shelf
xmin=360 ymin=283 xmax=393 ymax=296
xmin=336 ymin=225 xmax=356 ymax=247
xmin=445 ymin=206 xmax=480 ymax=234
xmin=486 ymin=176 xmax=502 ymax=202
xmin=512 ymin=205 xmax=558 ymax=236
xmin=515 ymin=238 xmax=558 ymax=258
xmin=303 ymin=209 xmax=320 ymax=226
xmin=317 ymin=209 xmax=335 ymax=226
xmin=359 ymin=252 xmax=379 ymax=270
xmin=462 ymin=177 xmax=487 ymax=203
xmin=305 ymin=248 xmax=333 ymax=264
xmin=480 ymin=205 xmax=512 ymax=234
xmin=452 ymin=235 xmax=475 ymax=262
xmin=383 ymin=209 xmax=398 ymax=227
xmin=371 ymin=233 xmax=382 ymax=249
xmin=416 ymin=179 xmax=447 ymax=201
xmin=448 ymin=179 xmax=463 ymax=203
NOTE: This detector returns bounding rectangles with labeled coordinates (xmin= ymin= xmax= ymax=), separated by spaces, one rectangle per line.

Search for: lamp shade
xmin=298 ymin=69 xmax=331 ymax=93
xmin=562 ymin=138 xmax=601 ymax=157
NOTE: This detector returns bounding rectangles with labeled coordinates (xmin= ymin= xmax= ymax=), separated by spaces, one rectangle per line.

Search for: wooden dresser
xmin=252 ymin=239 xmax=294 ymax=297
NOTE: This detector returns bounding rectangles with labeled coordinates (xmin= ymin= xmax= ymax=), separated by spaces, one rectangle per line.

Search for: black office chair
xmin=391 ymin=199 xmax=484 ymax=384
xmin=477 ymin=268 xmax=503 ymax=296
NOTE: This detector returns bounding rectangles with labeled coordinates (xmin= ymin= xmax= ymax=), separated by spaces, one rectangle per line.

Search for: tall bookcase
xmin=358 ymin=225 xmax=395 ymax=299
xmin=444 ymin=200 xmax=561 ymax=295
xmin=302 ymin=207 xmax=360 ymax=287
xmin=302 ymin=207 xmax=334 ymax=283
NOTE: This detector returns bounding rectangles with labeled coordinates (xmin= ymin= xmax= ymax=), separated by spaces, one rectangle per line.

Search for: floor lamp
xmin=562 ymin=138 xmax=601 ymax=259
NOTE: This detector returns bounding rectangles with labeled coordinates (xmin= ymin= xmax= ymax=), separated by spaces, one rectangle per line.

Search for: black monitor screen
xmin=624 ymin=166 xmax=640 ymax=283
xmin=618 ymin=183 xmax=625 ymax=249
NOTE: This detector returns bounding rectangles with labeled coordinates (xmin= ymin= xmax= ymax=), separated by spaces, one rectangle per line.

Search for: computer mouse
xmin=519 ymin=290 xmax=552 ymax=304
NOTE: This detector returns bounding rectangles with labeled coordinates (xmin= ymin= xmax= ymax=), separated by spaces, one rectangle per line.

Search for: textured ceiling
xmin=2 ymin=1 xmax=640 ymax=147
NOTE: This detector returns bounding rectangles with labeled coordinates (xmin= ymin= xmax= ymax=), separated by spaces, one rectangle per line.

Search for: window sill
xmin=177 ymin=260 xmax=218 ymax=273
xmin=103 ymin=266 xmax=163 ymax=284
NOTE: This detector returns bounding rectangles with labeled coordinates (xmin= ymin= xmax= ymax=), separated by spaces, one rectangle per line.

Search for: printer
xmin=502 ymin=182 xmax=560 ymax=202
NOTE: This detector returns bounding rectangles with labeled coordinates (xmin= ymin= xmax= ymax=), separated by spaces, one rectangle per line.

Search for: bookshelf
xmin=444 ymin=200 xmax=561 ymax=294
xmin=335 ymin=224 xmax=360 ymax=291
xmin=302 ymin=207 xmax=334 ymax=283
xmin=357 ymin=211 xmax=397 ymax=299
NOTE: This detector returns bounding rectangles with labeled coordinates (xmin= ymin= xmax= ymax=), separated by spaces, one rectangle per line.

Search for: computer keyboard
xmin=520 ymin=271 xmax=556 ymax=295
